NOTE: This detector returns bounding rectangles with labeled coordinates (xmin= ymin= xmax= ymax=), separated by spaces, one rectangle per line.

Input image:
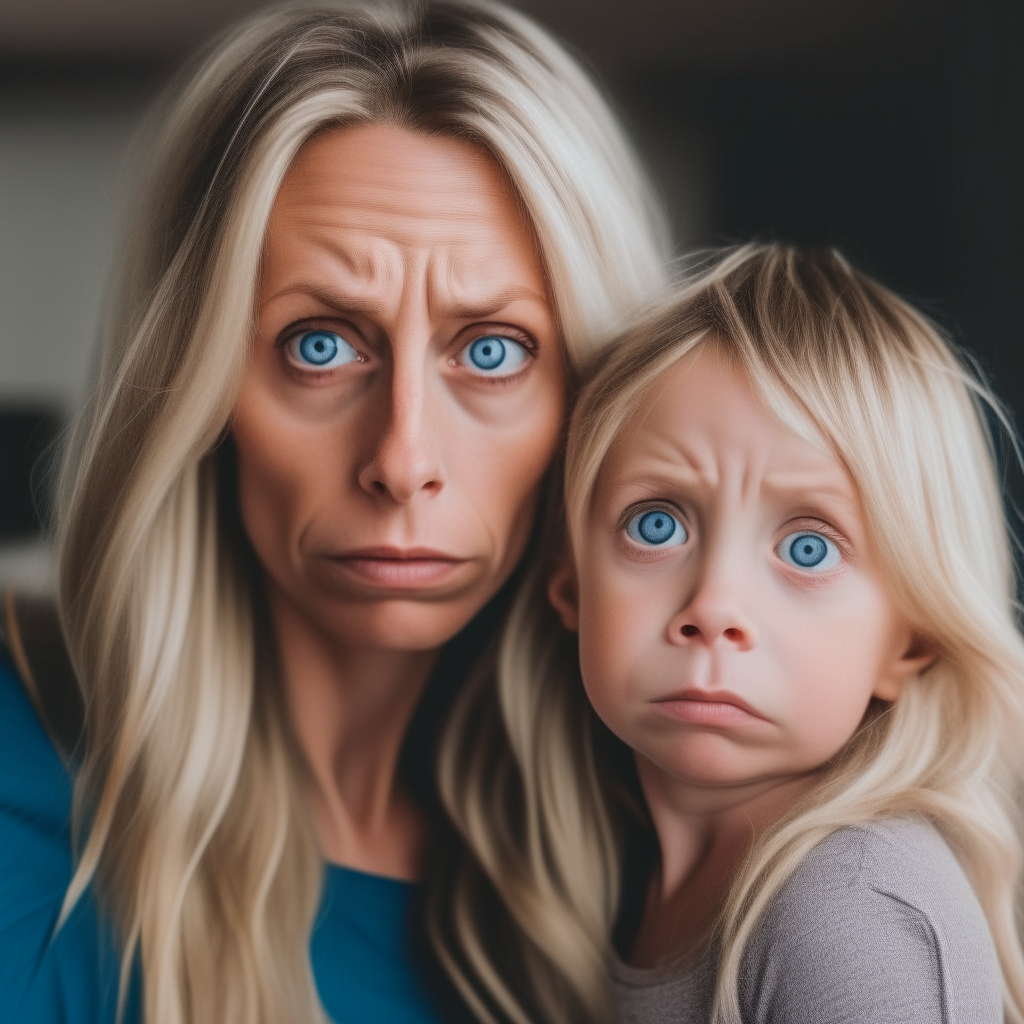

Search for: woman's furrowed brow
xmin=260 ymin=282 xmax=548 ymax=323
xmin=258 ymin=283 xmax=389 ymax=318
xmin=430 ymin=286 xmax=549 ymax=322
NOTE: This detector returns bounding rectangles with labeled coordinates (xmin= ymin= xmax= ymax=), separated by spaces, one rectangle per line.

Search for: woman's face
xmin=233 ymin=124 xmax=565 ymax=652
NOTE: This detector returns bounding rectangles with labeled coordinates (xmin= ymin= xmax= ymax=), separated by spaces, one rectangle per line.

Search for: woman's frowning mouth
xmin=320 ymin=546 xmax=471 ymax=590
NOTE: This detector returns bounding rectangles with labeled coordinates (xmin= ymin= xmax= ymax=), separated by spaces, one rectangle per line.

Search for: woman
xmin=0 ymin=2 xmax=669 ymax=1024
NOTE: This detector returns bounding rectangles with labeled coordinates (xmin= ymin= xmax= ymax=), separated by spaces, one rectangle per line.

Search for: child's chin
xmin=642 ymin=735 xmax=777 ymax=790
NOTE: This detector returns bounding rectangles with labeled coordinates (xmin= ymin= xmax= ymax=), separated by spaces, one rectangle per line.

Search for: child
xmin=445 ymin=245 xmax=1024 ymax=1024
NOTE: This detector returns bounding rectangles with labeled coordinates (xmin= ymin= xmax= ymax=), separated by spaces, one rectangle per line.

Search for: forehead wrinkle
xmin=262 ymin=230 xmax=408 ymax=317
xmin=604 ymin=354 xmax=864 ymax=529
xmin=313 ymin=228 xmax=405 ymax=291
xmin=734 ymin=442 xmax=793 ymax=508
xmin=612 ymin=420 xmax=721 ymax=495
xmin=425 ymin=247 xmax=546 ymax=321
xmin=425 ymin=248 xmax=461 ymax=323
xmin=612 ymin=416 xmax=852 ymax=513
xmin=719 ymin=444 xmax=854 ymax=513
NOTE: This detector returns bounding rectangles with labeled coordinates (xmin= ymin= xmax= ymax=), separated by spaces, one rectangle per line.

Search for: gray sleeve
xmin=738 ymin=820 xmax=1003 ymax=1024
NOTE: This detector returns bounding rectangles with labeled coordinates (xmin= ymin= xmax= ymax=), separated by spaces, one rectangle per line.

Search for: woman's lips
xmin=654 ymin=688 xmax=767 ymax=726
xmin=323 ymin=547 xmax=469 ymax=589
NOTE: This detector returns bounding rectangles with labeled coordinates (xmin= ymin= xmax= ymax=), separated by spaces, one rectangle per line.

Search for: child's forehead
xmin=623 ymin=347 xmax=823 ymax=448
xmin=599 ymin=349 xmax=852 ymax=499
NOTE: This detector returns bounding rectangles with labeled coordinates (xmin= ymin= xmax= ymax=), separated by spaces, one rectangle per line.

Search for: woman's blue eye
xmin=460 ymin=335 xmax=529 ymax=376
xmin=286 ymin=330 xmax=359 ymax=370
xmin=626 ymin=509 xmax=687 ymax=547
xmin=777 ymin=531 xmax=841 ymax=572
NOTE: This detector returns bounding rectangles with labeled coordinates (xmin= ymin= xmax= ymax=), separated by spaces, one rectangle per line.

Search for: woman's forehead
xmin=262 ymin=123 xmax=547 ymax=312
xmin=274 ymin=124 xmax=525 ymax=236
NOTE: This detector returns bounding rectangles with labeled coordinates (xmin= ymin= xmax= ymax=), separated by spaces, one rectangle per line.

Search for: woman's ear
xmin=547 ymin=559 xmax=580 ymax=632
xmin=873 ymin=629 xmax=937 ymax=703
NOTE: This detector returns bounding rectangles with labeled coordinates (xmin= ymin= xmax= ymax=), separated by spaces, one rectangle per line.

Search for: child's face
xmin=557 ymin=349 xmax=926 ymax=797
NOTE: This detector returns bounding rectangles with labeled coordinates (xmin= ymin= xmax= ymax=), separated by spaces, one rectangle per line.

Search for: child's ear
xmin=547 ymin=559 xmax=580 ymax=632
xmin=873 ymin=629 xmax=937 ymax=703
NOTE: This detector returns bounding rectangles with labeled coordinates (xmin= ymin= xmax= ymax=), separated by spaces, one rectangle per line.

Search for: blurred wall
xmin=0 ymin=107 xmax=136 ymax=407
xmin=0 ymin=67 xmax=162 ymax=583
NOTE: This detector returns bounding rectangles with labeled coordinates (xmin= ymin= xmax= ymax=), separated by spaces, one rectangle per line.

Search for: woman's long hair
xmin=442 ymin=244 xmax=1024 ymax=1023
xmin=54 ymin=4 xmax=670 ymax=1023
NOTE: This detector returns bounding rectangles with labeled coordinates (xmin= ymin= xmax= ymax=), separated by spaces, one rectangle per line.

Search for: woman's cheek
xmin=453 ymin=374 xmax=565 ymax=546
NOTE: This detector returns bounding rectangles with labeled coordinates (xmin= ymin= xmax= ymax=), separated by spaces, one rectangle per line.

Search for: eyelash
xmin=613 ymin=505 xmax=852 ymax=574
xmin=276 ymin=319 xmax=366 ymax=376
xmin=450 ymin=325 xmax=537 ymax=384
xmin=782 ymin=519 xmax=848 ymax=553
xmin=774 ymin=519 xmax=851 ymax=581
xmin=617 ymin=501 xmax=691 ymax=556
xmin=274 ymin=320 xmax=538 ymax=383
xmin=616 ymin=500 xmax=683 ymax=533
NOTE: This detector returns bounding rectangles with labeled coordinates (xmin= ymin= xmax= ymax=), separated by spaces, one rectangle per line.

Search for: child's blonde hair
xmin=441 ymin=243 xmax=1024 ymax=1022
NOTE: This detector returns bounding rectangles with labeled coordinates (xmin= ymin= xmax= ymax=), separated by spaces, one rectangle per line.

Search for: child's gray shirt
xmin=609 ymin=816 xmax=1002 ymax=1023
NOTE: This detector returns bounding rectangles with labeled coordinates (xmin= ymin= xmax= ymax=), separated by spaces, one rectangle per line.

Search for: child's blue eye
xmin=626 ymin=509 xmax=687 ymax=547
xmin=777 ymin=531 xmax=841 ymax=572
xmin=459 ymin=335 xmax=529 ymax=376
xmin=286 ymin=330 xmax=359 ymax=369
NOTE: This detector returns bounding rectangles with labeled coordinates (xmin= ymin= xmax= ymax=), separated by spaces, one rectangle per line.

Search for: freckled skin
xmin=233 ymin=124 xmax=566 ymax=653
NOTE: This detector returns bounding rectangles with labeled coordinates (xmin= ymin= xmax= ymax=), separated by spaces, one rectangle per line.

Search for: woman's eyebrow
xmin=261 ymin=283 xmax=548 ymax=322
xmin=434 ymin=289 xmax=548 ymax=321
xmin=258 ymin=283 xmax=388 ymax=318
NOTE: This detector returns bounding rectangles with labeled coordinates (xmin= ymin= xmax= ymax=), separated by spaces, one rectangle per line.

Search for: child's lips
xmin=653 ymin=688 xmax=769 ymax=725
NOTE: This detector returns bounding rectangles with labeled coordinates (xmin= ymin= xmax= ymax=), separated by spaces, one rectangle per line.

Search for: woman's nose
xmin=667 ymin=577 xmax=757 ymax=651
xmin=357 ymin=358 xmax=444 ymax=504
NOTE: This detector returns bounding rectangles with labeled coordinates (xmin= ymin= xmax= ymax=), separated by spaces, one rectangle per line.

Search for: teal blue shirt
xmin=0 ymin=659 xmax=447 ymax=1024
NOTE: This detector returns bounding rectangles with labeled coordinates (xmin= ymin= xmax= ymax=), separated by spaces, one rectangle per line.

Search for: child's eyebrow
xmin=603 ymin=467 xmax=701 ymax=494
xmin=759 ymin=477 xmax=864 ymax=535
xmin=606 ymin=468 xmax=862 ymax=528
xmin=607 ymin=465 xmax=854 ymax=500
xmin=760 ymin=471 xmax=856 ymax=506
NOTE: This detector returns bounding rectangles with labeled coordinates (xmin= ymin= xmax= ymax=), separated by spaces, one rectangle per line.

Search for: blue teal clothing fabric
xmin=0 ymin=658 xmax=446 ymax=1024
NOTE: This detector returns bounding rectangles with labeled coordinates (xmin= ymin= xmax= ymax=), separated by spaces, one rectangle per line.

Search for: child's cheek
xmin=575 ymin=557 xmax=667 ymax=737
xmin=765 ymin=588 xmax=897 ymax=765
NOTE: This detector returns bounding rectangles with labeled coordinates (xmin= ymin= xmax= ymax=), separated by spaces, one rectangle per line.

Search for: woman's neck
xmin=269 ymin=585 xmax=440 ymax=880
xmin=629 ymin=758 xmax=821 ymax=968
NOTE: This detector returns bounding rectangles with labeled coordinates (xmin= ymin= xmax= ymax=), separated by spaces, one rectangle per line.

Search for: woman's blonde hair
xmin=54 ymin=3 xmax=670 ymax=1023
xmin=444 ymin=243 xmax=1024 ymax=1023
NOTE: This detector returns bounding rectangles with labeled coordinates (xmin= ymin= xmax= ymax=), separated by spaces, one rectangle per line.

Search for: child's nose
xmin=667 ymin=587 xmax=756 ymax=651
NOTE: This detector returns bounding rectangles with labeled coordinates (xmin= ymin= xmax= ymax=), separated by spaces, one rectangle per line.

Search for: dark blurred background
xmin=1 ymin=0 xmax=1021 ymax=586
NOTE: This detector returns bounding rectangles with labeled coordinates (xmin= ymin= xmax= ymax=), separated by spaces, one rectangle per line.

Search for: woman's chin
xmin=261 ymin=554 xmax=503 ymax=653
xmin=300 ymin=591 xmax=491 ymax=654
